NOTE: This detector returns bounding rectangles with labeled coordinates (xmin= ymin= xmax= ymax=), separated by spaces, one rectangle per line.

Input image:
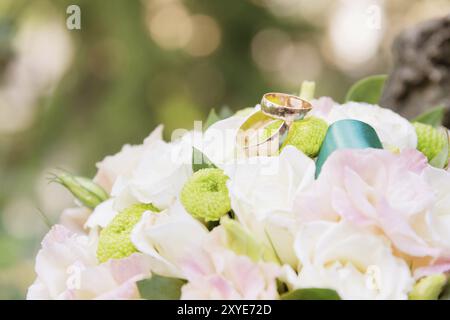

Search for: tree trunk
xmin=381 ymin=14 xmax=450 ymax=127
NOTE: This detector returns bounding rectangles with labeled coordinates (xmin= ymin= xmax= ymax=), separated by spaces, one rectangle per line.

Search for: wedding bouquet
xmin=27 ymin=76 xmax=450 ymax=300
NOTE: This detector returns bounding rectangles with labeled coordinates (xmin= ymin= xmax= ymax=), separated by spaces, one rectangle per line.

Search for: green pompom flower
xmin=97 ymin=203 xmax=159 ymax=263
xmin=181 ymin=168 xmax=231 ymax=222
xmin=281 ymin=117 xmax=328 ymax=158
xmin=413 ymin=122 xmax=447 ymax=161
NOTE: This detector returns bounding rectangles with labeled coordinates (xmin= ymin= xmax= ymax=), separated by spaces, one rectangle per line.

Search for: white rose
xmin=285 ymin=221 xmax=413 ymax=300
xmin=93 ymin=125 xmax=163 ymax=193
xmin=111 ymin=138 xmax=192 ymax=210
xmin=192 ymin=114 xmax=247 ymax=167
xmin=224 ymin=146 xmax=316 ymax=266
xmin=131 ymin=201 xmax=208 ymax=278
xmin=314 ymin=101 xmax=417 ymax=150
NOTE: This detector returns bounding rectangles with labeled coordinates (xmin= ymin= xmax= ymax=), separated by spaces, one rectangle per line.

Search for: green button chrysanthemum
xmin=181 ymin=168 xmax=231 ymax=222
xmin=413 ymin=122 xmax=447 ymax=161
xmin=281 ymin=116 xmax=328 ymax=158
xmin=97 ymin=203 xmax=159 ymax=263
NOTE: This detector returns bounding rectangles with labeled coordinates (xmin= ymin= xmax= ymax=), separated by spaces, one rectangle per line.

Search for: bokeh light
xmin=0 ymin=18 xmax=72 ymax=134
xmin=148 ymin=2 xmax=193 ymax=50
xmin=184 ymin=15 xmax=221 ymax=57
xmin=326 ymin=0 xmax=385 ymax=71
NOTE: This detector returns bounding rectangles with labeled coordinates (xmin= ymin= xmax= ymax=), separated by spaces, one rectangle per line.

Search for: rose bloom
xmin=59 ymin=206 xmax=91 ymax=234
xmin=284 ymin=221 xmax=413 ymax=299
xmin=295 ymin=148 xmax=450 ymax=276
xmin=131 ymin=201 xmax=209 ymax=278
xmin=308 ymin=98 xmax=417 ymax=150
xmin=111 ymin=137 xmax=192 ymax=211
xmin=196 ymin=114 xmax=247 ymax=167
xmin=94 ymin=125 xmax=163 ymax=193
xmin=225 ymin=146 xmax=316 ymax=266
xmin=27 ymin=225 xmax=151 ymax=300
xmin=179 ymin=227 xmax=281 ymax=300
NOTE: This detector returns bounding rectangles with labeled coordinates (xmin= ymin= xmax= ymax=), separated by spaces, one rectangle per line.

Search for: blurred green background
xmin=0 ymin=0 xmax=449 ymax=299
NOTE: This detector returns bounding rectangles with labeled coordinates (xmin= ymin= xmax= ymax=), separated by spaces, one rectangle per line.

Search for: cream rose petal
xmin=199 ymin=115 xmax=247 ymax=167
xmin=287 ymin=221 xmax=413 ymax=300
xmin=131 ymin=201 xmax=208 ymax=278
xmin=111 ymin=139 xmax=192 ymax=210
xmin=93 ymin=125 xmax=163 ymax=192
xmin=85 ymin=198 xmax=117 ymax=229
xmin=225 ymin=146 xmax=315 ymax=266
xmin=311 ymin=100 xmax=417 ymax=150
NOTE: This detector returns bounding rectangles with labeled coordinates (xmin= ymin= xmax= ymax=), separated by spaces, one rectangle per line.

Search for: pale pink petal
xmin=95 ymin=278 xmax=141 ymax=300
xmin=59 ymin=207 xmax=90 ymax=234
xmin=308 ymin=97 xmax=335 ymax=119
xmin=414 ymin=261 xmax=450 ymax=279
xmin=294 ymin=148 xmax=446 ymax=260
xmin=377 ymin=199 xmax=441 ymax=257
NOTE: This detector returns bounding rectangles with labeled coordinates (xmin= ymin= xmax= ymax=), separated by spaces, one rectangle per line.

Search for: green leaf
xmin=281 ymin=288 xmax=341 ymax=300
xmin=219 ymin=105 xmax=233 ymax=119
xmin=412 ymin=105 xmax=445 ymax=127
xmin=205 ymin=219 xmax=221 ymax=231
xmin=221 ymin=216 xmax=278 ymax=263
xmin=192 ymin=147 xmax=217 ymax=172
xmin=345 ymin=74 xmax=387 ymax=104
xmin=137 ymin=274 xmax=186 ymax=300
xmin=429 ymin=128 xmax=449 ymax=169
xmin=439 ymin=281 xmax=450 ymax=300
xmin=204 ymin=108 xmax=221 ymax=130
xmin=204 ymin=106 xmax=234 ymax=131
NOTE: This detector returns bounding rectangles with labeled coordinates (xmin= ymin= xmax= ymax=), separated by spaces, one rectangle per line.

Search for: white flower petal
xmin=131 ymin=201 xmax=208 ymax=278
xmin=85 ymin=198 xmax=117 ymax=229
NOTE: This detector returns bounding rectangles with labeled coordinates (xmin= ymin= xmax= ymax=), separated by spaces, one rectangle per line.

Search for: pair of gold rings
xmin=237 ymin=93 xmax=312 ymax=157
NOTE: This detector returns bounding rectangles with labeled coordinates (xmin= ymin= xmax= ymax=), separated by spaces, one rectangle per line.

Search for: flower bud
xmin=409 ymin=274 xmax=447 ymax=300
xmin=299 ymin=81 xmax=316 ymax=101
xmin=51 ymin=171 xmax=109 ymax=208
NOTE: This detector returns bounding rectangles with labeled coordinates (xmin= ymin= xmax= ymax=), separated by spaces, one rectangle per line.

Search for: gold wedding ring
xmin=236 ymin=110 xmax=288 ymax=157
xmin=261 ymin=93 xmax=312 ymax=125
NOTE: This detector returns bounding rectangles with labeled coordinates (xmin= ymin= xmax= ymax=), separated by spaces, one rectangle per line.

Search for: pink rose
xmin=59 ymin=207 xmax=90 ymax=234
xmin=27 ymin=225 xmax=151 ymax=300
xmin=179 ymin=228 xmax=280 ymax=300
xmin=295 ymin=148 xmax=450 ymax=262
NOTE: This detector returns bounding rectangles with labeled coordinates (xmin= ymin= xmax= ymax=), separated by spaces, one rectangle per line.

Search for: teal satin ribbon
xmin=315 ymin=119 xmax=383 ymax=178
